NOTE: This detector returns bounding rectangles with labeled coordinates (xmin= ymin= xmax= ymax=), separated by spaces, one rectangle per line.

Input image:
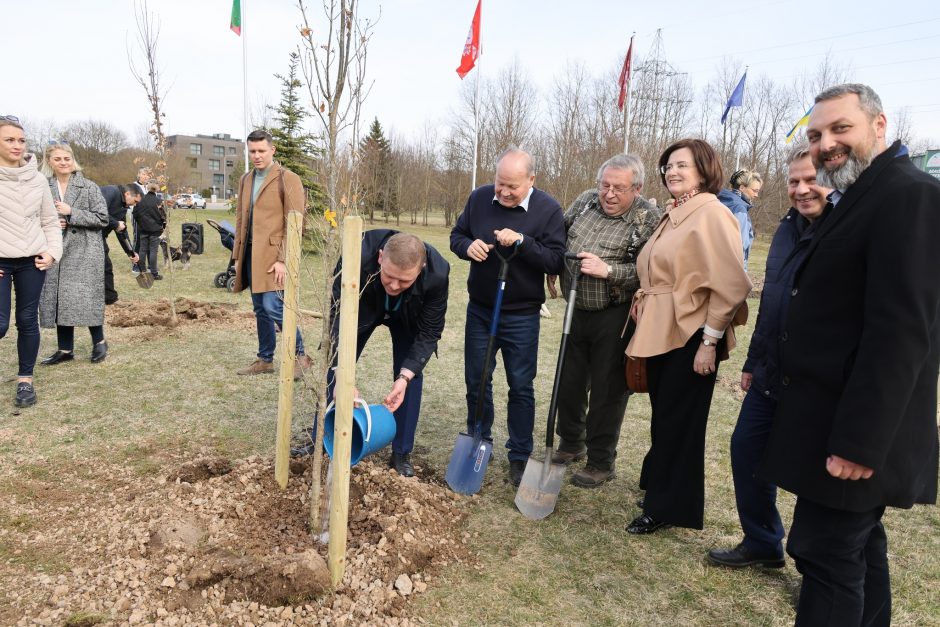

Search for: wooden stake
xmin=328 ymin=216 xmax=362 ymax=587
xmin=274 ymin=211 xmax=305 ymax=489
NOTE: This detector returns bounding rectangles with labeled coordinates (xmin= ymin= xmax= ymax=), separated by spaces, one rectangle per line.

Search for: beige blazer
xmin=627 ymin=192 xmax=751 ymax=358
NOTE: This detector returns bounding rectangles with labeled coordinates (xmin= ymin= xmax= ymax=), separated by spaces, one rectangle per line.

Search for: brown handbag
xmin=625 ymin=356 xmax=648 ymax=393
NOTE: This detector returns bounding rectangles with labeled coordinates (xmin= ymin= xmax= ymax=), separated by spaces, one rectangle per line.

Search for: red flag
xmin=618 ymin=38 xmax=634 ymax=112
xmin=456 ymin=0 xmax=481 ymax=79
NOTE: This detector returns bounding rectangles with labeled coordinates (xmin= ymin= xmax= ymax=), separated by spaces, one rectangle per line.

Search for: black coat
xmin=99 ymin=185 xmax=135 ymax=256
xmin=330 ymin=229 xmax=450 ymax=376
xmin=743 ymin=208 xmax=817 ymax=400
xmin=761 ymin=141 xmax=940 ymax=512
xmin=133 ymin=192 xmax=166 ymax=234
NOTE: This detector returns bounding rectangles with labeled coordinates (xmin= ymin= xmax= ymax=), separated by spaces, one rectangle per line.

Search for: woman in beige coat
xmin=0 ymin=117 xmax=62 ymax=408
xmin=625 ymin=138 xmax=751 ymax=534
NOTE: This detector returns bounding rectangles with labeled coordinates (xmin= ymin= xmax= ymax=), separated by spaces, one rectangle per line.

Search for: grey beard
xmin=816 ymin=149 xmax=875 ymax=190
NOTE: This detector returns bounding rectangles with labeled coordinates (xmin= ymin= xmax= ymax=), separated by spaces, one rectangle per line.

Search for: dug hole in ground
xmin=0 ymin=298 xmax=476 ymax=626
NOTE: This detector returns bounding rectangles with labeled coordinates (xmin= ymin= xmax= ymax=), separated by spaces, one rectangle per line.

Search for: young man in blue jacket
xmin=293 ymin=230 xmax=449 ymax=477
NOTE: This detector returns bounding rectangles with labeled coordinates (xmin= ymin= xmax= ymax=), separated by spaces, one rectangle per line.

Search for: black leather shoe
xmin=90 ymin=341 xmax=108 ymax=363
xmin=626 ymin=513 xmax=672 ymax=535
xmin=509 ymin=460 xmax=526 ymax=487
xmin=41 ymin=350 xmax=74 ymax=366
xmin=389 ymin=452 xmax=415 ymax=477
xmin=707 ymin=543 xmax=785 ymax=569
xmin=152 ymin=274 xmax=164 ymax=280
xmin=14 ymin=382 xmax=36 ymax=408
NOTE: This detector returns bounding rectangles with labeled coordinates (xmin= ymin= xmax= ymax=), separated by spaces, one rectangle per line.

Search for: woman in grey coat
xmin=38 ymin=142 xmax=110 ymax=364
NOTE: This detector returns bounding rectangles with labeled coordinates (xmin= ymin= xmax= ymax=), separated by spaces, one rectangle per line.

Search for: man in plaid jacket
xmin=548 ymin=154 xmax=663 ymax=488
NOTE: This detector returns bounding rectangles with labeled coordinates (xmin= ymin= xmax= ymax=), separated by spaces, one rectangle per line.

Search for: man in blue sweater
xmin=450 ymin=147 xmax=566 ymax=487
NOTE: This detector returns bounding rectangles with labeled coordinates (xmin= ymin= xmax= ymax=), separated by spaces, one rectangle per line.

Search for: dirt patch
xmin=108 ymin=298 xmax=250 ymax=328
xmin=0 ymin=454 xmax=473 ymax=625
xmin=717 ymin=373 xmax=747 ymax=402
xmin=167 ymin=456 xmax=233 ymax=483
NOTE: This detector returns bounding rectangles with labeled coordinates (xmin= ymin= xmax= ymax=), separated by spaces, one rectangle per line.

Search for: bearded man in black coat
xmin=761 ymin=84 xmax=940 ymax=626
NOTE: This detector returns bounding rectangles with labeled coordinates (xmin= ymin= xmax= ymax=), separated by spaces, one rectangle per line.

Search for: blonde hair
xmin=41 ymin=143 xmax=82 ymax=176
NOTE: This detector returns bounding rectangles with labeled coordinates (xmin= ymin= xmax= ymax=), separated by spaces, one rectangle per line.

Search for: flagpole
xmin=471 ymin=59 xmax=480 ymax=191
xmin=623 ymin=33 xmax=635 ymax=154
xmin=242 ymin=0 xmax=249 ymax=170
xmin=470 ymin=9 xmax=481 ymax=192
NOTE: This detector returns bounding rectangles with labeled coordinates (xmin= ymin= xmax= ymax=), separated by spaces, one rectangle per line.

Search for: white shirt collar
xmin=492 ymin=187 xmax=534 ymax=211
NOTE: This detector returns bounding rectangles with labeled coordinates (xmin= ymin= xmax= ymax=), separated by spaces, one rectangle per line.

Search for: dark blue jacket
xmin=450 ymin=185 xmax=566 ymax=314
xmin=743 ymin=207 xmax=817 ymax=400
xmin=99 ymin=185 xmax=135 ymax=257
xmin=330 ymin=229 xmax=449 ymax=376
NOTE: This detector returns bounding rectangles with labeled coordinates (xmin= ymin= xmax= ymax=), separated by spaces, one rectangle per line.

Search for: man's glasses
xmin=598 ymin=183 xmax=633 ymax=196
xmin=660 ymin=162 xmax=692 ymax=174
xmin=0 ymin=115 xmax=20 ymax=123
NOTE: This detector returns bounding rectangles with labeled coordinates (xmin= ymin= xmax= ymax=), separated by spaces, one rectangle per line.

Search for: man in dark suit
xmin=99 ymin=184 xmax=141 ymax=304
xmin=292 ymin=230 xmax=450 ymax=477
xmin=761 ymin=84 xmax=940 ymax=625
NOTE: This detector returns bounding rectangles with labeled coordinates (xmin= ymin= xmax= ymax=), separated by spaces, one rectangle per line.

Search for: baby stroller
xmin=206 ymin=219 xmax=238 ymax=292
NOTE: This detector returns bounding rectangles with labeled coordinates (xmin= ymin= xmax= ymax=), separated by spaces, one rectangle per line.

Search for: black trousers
xmin=788 ymin=498 xmax=890 ymax=627
xmin=103 ymin=237 xmax=117 ymax=304
xmin=554 ymin=303 xmax=631 ymax=470
xmin=640 ymin=330 xmax=719 ymax=529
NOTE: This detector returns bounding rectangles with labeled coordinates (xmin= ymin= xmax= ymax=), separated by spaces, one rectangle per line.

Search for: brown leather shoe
xmin=551 ymin=447 xmax=587 ymax=465
xmin=237 ymin=359 xmax=274 ymax=375
xmin=294 ymin=354 xmax=314 ymax=380
xmin=571 ymin=465 xmax=616 ymax=488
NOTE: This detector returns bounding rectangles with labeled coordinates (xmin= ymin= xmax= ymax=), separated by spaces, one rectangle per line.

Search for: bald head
xmin=494 ymin=147 xmax=535 ymax=208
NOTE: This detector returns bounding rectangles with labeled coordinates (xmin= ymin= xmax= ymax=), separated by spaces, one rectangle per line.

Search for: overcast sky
xmin=6 ymin=0 xmax=939 ymax=150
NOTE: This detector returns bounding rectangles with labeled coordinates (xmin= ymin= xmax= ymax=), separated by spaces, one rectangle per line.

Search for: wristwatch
xmin=397 ymin=372 xmax=412 ymax=383
xmin=702 ymin=337 xmax=718 ymax=347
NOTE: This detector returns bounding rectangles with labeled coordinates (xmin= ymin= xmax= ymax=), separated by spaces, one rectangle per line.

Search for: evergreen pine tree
xmin=358 ymin=117 xmax=397 ymax=222
xmin=268 ymin=52 xmax=326 ymax=218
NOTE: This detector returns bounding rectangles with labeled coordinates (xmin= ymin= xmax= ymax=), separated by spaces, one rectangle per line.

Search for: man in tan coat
xmin=231 ymin=129 xmax=311 ymax=377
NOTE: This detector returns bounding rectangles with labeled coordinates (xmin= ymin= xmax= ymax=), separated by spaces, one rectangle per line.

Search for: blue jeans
xmin=244 ymin=245 xmax=304 ymax=362
xmin=0 ymin=257 xmax=47 ymax=377
xmin=731 ymin=389 xmax=785 ymax=556
xmin=325 ymin=319 xmax=423 ymax=454
xmin=250 ymin=290 xmax=305 ymax=361
xmin=464 ymin=301 xmax=540 ymax=462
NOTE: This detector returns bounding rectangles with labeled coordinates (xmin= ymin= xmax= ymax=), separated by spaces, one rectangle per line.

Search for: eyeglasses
xmin=0 ymin=115 xmax=20 ymax=123
xmin=659 ymin=162 xmax=692 ymax=174
xmin=598 ymin=183 xmax=634 ymax=196
xmin=47 ymin=140 xmax=70 ymax=146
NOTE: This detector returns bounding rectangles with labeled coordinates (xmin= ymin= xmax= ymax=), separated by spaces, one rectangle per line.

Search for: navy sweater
xmin=450 ymin=185 xmax=566 ymax=314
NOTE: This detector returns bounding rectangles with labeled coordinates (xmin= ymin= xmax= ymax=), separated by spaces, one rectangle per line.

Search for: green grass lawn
xmin=1 ymin=211 xmax=937 ymax=625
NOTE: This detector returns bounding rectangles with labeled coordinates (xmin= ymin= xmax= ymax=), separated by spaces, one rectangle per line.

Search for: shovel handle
xmin=544 ymin=256 xmax=582 ymax=449
xmin=471 ymin=242 xmax=519 ymax=433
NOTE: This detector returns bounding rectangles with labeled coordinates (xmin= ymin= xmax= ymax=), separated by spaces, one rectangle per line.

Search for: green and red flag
xmin=230 ymin=0 xmax=242 ymax=36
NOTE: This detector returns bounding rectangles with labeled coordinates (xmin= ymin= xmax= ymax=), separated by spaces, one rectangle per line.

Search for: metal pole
xmin=242 ymin=0 xmax=250 ymax=170
xmin=470 ymin=31 xmax=481 ymax=191
xmin=623 ymin=34 xmax=634 ymax=154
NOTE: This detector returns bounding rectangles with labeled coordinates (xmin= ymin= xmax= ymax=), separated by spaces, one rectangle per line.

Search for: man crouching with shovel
xmin=292 ymin=230 xmax=450 ymax=478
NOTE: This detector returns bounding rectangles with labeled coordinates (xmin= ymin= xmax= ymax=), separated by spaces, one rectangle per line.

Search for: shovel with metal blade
xmin=515 ymin=252 xmax=581 ymax=520
xmin=446 ymin=243 xmax=520 ymax=495
xmin=135 ymin=271 xmax=155 ymax=289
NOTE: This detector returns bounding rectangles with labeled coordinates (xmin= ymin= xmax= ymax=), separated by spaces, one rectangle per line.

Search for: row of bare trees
xmin=355 ymin=38 xmax=928 ymax=234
